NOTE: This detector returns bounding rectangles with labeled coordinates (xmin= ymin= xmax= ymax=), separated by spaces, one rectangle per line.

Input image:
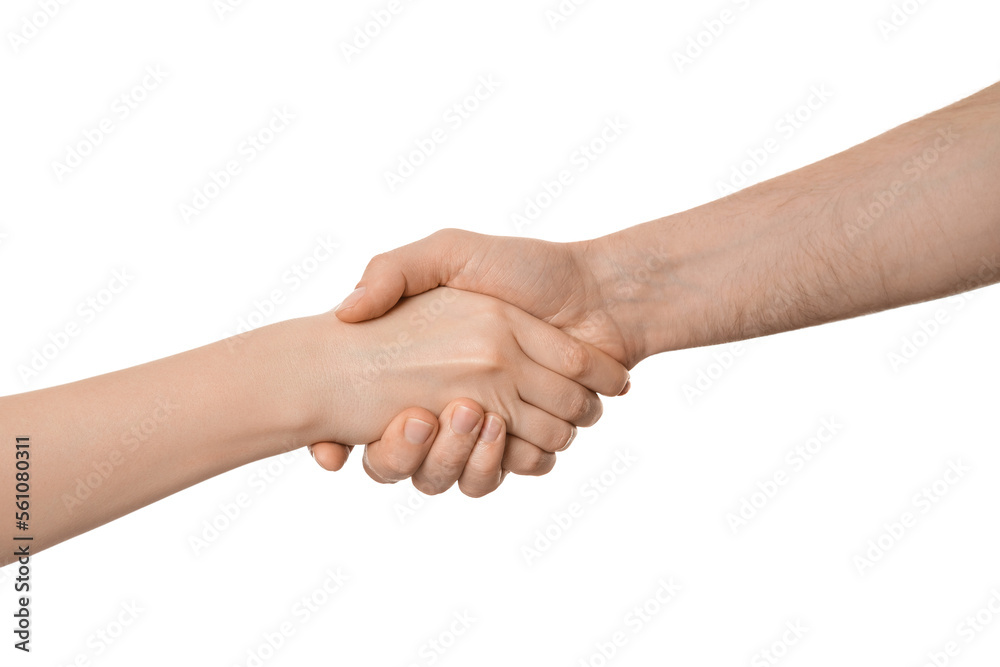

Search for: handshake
xmin=300 ymin=71 xmax=1000 ymax=497
xmin=5 ymin=80 xmax=995 ymax=560
xmin=300 ymin=230 xmax=643 ymax=498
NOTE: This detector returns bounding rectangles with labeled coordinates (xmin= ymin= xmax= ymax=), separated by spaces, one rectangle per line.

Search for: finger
xmin=516 ymin=365 xmax=604 ymax=428
xmin=506 ymin=402 xmax=578 ymax=453
xmin=309 ymin=443 xmax=354 ymax=472
xmin=457 ymin=413 xmax=507 ymax=498
xmin=501 ymin=436 xmax=558 ymax=476
xmin=412 ymin=399 xmax=485 ymax=496
xmin=362 ymin=408 xmax=439 ymax=484
xmin=508 ymin=308 xmax=629 ymax=396
xmin=334 ymin=229 xmax=481 ymax=322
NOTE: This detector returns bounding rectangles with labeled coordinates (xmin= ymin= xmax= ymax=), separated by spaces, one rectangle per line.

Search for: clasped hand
xmin=306 ymin=284 xmax=628 ymax=497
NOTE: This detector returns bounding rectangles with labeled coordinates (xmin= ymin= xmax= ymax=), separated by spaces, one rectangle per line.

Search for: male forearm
xmin=0 ymin=318 xmax=324 ymax=561
xmin=599 ymin=82 xmax=1000 ymax=359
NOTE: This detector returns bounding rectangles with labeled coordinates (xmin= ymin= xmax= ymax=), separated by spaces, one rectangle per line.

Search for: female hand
xmin=303 ymin=287 xmax=629 ymax=491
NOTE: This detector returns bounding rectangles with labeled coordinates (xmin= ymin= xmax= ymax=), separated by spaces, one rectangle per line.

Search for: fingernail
xmin=563 ymin=426 xmax=577 ymax=450
xmin=480 ymin=415 xmax=502 ymax=442
xmin=619 ymin=379 xmax=631 ymax=396
xmin=452 ymin=405 xmax=481 ymax=435
xmin=404 ymin=418 xmax=434 ymax=444
xmin=334 ymin=286 xmax=366 ymax=313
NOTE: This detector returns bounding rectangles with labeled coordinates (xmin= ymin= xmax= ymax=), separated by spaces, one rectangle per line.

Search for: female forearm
xmin=0 ymin=317 xmax=323 ymax=561
xmin=1 ymin=288 xmax=624 ymax=561
xmin=601 ymin=82 xmax=1000 ymax=358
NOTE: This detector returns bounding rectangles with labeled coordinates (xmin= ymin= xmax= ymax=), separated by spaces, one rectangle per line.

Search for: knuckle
xmin=437 ymin=447 xmax=470 ymax=474
xmin=366 ymin=251 xmax=392 ymax=270
xmin=366 ymin=446 xmax=412 ymax=482
xmin=474 ymin=343 xmax=507 ymax=374
xmin=532 ymin=451 xmax=557 ymax=476
xmin=519 ymin=447 xmax=556 ymax=476
xmin=566 ymin=389 xmax=602 ymax=426
xmin=589 ymin=396 xmax=604 ymax=425
xmin=432 ymin=228 xmax=462 ymax=242
xmin=462 ymin=450 xmax=499 ymax=480
xmin=379 ymin=453 xmax=412 ymax=481
xmin=561 ymin=339 xmax=592 ymax=379
xmin=479 ymin=299 xmax=509 ymax=325
xmin=435 ymin=433 xmax=478 ymax=471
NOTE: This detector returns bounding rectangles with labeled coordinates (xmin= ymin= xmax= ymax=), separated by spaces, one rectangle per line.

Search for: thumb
xmin=309 ymin=442 xmax=354 ymax=472
xmin=334 ymin=229 xmax=475 ymax=322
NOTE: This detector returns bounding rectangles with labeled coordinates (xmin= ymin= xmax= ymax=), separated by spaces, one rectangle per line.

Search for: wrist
xmin=573 ymin=233 xmax=658 ymax=365
xmin=283 ymin=314 xmax=363 ymax=447
xmin=291 ymin=312 xmax=407 ymax=447
xmin=581 ymin=215 xmax=724 ymax=361
xmin=241 ymin=315 xmax=353 ymax=452
xmin=585 ymin=203 xmax=784 ymax=360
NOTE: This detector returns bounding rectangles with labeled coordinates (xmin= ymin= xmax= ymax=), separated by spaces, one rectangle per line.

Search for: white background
xmin=2 ymin=0 xmax=999 ymax=665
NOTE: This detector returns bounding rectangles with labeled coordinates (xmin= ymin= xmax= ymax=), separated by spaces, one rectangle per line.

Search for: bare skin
xmin=0 ymin=288 xmax=627 ymax=563
xmin=321 ymin=80 xmax=1000 ymax=478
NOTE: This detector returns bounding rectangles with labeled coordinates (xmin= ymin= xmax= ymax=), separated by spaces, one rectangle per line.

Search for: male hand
xmin=311 ymin=398 xmax=515 ymax=498
xmin=313 ymin=228 xmax=660 ymax=493
xmin=334 ymin=229 xmax=650 ymax=367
